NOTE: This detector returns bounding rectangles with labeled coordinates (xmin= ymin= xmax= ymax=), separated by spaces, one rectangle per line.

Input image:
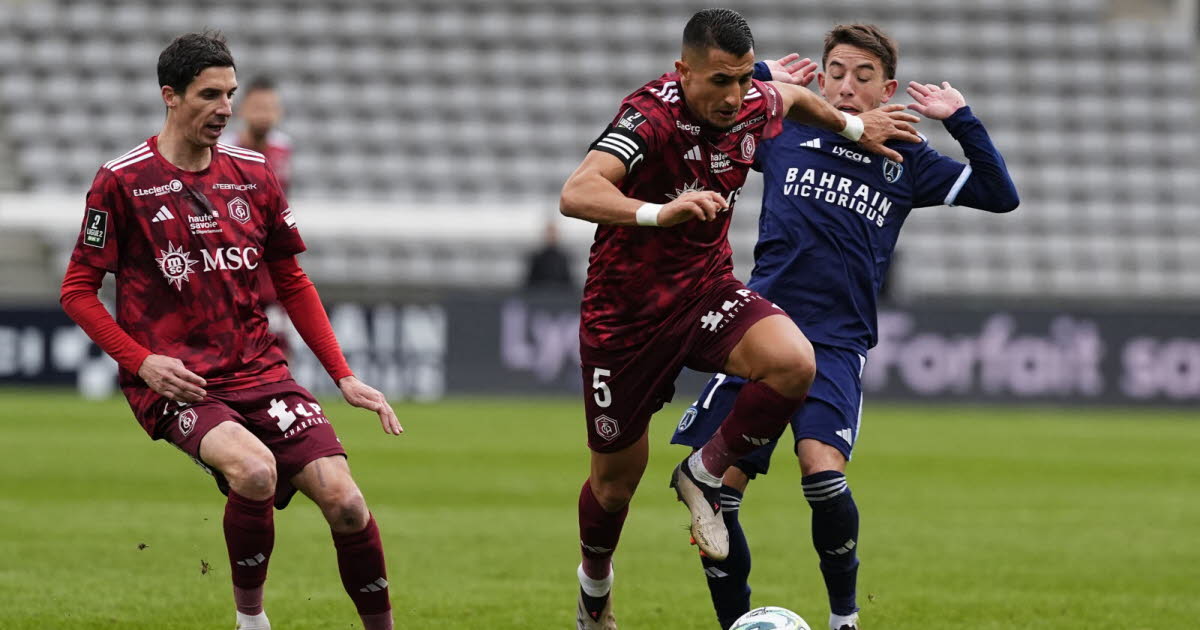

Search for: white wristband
xmin=838 ymin=111 xmax=864 ymax=142
xmin=635 ymin=203 xmax=663 ymax=227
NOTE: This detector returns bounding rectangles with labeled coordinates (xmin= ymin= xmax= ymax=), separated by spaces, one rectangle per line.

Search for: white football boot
xmin=670 ymin=457 xmax=729 ymax=561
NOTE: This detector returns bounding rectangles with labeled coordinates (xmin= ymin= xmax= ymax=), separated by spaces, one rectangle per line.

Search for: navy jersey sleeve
xmin=912 ymin=106 xmax=1019 ymax=212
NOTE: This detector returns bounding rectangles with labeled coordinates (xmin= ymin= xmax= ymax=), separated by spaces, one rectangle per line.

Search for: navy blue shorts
xmin=671 ymin=342 xmax=865 ymax=478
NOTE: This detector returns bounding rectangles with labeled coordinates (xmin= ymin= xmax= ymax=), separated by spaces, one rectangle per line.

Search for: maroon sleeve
xmin=757 ymin=80 xmax=786 ymax=141
xmin=70 ymin=168 xmax=125 ymax=272
xmin=267 ymin=256 xmax=353 ymax=383
xmin=261 ymin=168 xmax=306 ymax=262
xmin=588 ymin=97 xmax=671 ymax=175
xmin=59 ymin=259 xmax=152 ymax=374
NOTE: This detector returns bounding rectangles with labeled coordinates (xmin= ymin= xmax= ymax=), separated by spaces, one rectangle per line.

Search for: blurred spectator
xmin=226 ymin=75 xmax=292 ymax=194
xmin=524 ymin=221 xmax=574 ymax=290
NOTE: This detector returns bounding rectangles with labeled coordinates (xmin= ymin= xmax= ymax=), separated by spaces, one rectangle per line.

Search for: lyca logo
xmin=133 ymin=179 xmax=183 ymax=197
xmin=832 ymin=146 xmax=872 ymax=164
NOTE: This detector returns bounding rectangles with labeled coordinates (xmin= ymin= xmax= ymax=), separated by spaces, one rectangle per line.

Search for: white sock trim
xmin=577 ymin=563 xmax=613 ymax=598
xmin=688 ymin=451 xmax=723 ymax=488
xmin=235 ymin=610 xmax=270 ymax=629
xmin=830 ymin=611 xmax=859 ymax=630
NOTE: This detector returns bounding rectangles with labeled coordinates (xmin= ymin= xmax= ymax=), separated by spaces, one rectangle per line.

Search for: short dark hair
xmin=683 ymin=8 xmax=754 ymax=57
xmin=823 ymin=24 xmax=898 ymax=80
xmin=157 ymin=31 xmax=236 ymax=94
xmin=243 ymin=75 xmax=277 ymax=95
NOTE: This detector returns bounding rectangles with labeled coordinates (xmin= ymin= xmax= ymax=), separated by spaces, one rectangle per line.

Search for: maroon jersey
xmin=69 ymin=136 xmax=304 ymax=435
xmin=582 ymin=73 xmax=784 ymax=351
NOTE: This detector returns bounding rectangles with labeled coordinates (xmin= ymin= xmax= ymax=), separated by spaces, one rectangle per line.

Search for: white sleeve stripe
xmin=216 ymin=143 xmax=266 ymax=159
xmin=217 ymin=149 xmax=266 ymax=163
xmin=596 ymin=139 xmax=635 ymax=160
xmin=108 ymin=152 xmax=154 ymax=171
xmin=944 ymin=164 xmax=972 ymax=206
xmin=602 ymin=133 xmax=639 ymax=152
xmin=104 ymin=146 xmax=150 ymax=168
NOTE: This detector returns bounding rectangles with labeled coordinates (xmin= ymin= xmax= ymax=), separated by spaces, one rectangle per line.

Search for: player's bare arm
xmin=905 ymin=81 xmax=967 ymax=120
xmin=137 ymin=354 xmax=208 ymax=402
xmin=772 ymin=82 xmax=922 ymax=163
xmin=338 ymin=375 xmax=403 ymax=436
xmin=560 ymin=150 xmax=727 ymax=227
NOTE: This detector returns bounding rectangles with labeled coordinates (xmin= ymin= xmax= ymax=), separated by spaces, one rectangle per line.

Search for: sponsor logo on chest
xmin=133 ymin=179 xmax=183 ymax=197
xmin=212 ymin=182 xmax=257 ymax=191
xmin=781 ymin=167 xmax=894 ymax=228
xmin=155 ymin=240 xmax=261 ymax=290
xmin=710 ymin=151 xmax=732 ymax=174
xmin=832 ymin=145 xmax=872 ymax=164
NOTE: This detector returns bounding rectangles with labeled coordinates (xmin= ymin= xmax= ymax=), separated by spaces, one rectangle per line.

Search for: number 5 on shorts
xmin=592 ymin=368 xmax=612 ymax=408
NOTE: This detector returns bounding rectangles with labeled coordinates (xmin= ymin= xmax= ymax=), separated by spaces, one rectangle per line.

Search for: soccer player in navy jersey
xmin=671 ymin=24 xmax=1019 ymax=630
xmin=59 ymin=33 xmax=399 ymax=630
xmin=560 ymin=10 xmax=922 ymax=628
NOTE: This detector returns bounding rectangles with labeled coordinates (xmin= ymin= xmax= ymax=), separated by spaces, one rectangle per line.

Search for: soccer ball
xmin=729 ymin=606 xmax=811 ymax=630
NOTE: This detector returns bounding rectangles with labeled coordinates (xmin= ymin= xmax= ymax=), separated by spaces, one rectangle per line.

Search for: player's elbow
xmin=559 ymin=179 xmax=585 ymax=219
xmin=994 ymin=184 xmax=1020 ymax=213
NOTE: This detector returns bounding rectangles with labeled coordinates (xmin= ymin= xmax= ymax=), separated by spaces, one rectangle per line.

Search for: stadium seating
xmin=0 ymin=0 xmax=1195 ymax=297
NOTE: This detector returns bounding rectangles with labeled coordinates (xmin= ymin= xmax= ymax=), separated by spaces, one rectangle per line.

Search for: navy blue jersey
xmin=748 ymin=105 xmax=1017 ymax=354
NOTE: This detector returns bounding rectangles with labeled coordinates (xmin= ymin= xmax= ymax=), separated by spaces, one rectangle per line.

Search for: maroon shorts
xmin=151 ymin=379 xmax=346 ymax=509
xmin=580 ymin=278 xmax=783 ymax=453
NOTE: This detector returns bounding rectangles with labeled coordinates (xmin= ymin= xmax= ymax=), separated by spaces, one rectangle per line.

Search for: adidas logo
xmin=742 ymin=435 xmax=771 ymax=447
xmin=684 ymin=145 xmax=702 ymax=161
xmin=358 ymin=577 xmax=388 ymax=593
xmin=799 ymin=138 xmax=821 ymax=149
xmin=151 ymin=205 xmax=175 ymax=223
xmin=836 ymin=428 xmax=854 ymax=445
xmin=236 ymin=552 xmax=266 ymax=567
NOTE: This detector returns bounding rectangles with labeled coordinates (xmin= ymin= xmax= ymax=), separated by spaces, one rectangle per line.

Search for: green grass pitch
xmin=1 ymin=389 xmax=1197 ymax=629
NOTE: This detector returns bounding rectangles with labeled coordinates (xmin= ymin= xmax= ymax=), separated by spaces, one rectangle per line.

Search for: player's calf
xmin=803 ymin=470 xmax=860 ymax=623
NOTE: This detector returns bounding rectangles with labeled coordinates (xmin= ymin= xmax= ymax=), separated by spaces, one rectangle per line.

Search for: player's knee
xmin=324 ymin=488 xmax=369 ymax=533
xmin=760 ymin=341 xmax=815 ymax=398
xmin=591 ymin=478 xmax=638 ymax=512
xmin=228 ymin=453 xmax=277 ymax=498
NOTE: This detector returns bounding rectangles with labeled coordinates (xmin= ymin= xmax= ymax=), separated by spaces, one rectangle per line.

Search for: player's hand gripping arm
xmin=907 ymin=81 xmax=1019 ymax=212
xmin=59 ymin=260 xmax=208 ymax=402
xmin=560 ymin=151 xmax=729 ymax=227
xmin=267 ymin=257 xmax=402 ymax=435
xmin=772 ymin=82 xmax=922 ymax=163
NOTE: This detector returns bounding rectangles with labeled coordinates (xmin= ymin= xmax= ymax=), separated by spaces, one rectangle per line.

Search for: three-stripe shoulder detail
xmin=104 ymin=142 xmax=152 ymax=171
xmin=216 ymin=143 xmax=267 ymax=163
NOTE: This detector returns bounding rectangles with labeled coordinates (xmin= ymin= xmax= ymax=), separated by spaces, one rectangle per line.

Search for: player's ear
xmin=161 ymin=85 xmax=179 ymax=109
xmin=881 ymin=78 xmax=899 ymax=103
xmin=674 ymin=58 xmax=688 ymax=78
xmin=816 ymin=72 xmax=826 ymax=91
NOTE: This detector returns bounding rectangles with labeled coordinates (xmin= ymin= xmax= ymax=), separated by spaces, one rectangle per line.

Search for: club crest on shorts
xmin=677 ymin=406 xmax=698 ymax=432
xmin=227 ymin=197 xmax=252 ymax=224
xmin=178 ymin=408 xmax=198 ymax=436
xmin=883 ymin=158 xmax=903 ymax=183
xmin=593 ymin=414 xmax=620 ymax=442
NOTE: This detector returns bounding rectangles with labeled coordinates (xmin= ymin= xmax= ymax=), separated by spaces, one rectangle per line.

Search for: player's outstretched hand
xmin=138 ymin=354 xmax=207 ymax=402
xmin=906 ymin=81 xmax=967 ymax=120
xmin=338 ymin=375 xmax=403 ymax=435
xmin=658 ymin=191 xmax=728 ymax=227
xmin=856 ymin=104 xmax=922 ymax=163
xmin=765 ymin=53 xmax=818 ymax=87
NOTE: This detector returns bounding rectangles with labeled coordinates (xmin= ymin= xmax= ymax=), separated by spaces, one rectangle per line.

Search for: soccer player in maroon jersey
xmin=559 ymin=9 xmax=920 ymax=627
xmin=228 ymin=75 xmax=292 ymax=194
xmin=59 ymin=33 xmax=398 ymax=630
